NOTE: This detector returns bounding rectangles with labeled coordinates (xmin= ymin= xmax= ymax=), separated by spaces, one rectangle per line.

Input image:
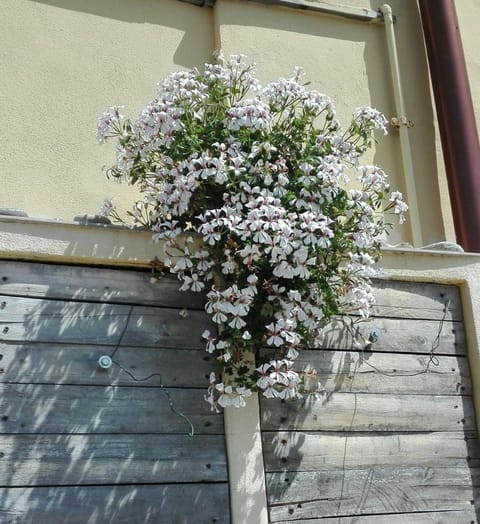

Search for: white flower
xmin=273 ymin=261 xmax=295 ymax=279
xmin=211 ymin=304 xmax=228 ymax=324
xmin=178 ymin=273 xmax=204 ymax=292
xmin=229 ymin=314 xmax=247 ymax=330
xmin=286 ymin=347 xmax=299 ymax=359
xmin=346 ymin=284 xmax=376 ymax=318
xmin=277 ymin=381 xmax=299 ymax=400
xmin=262 ymin=385 xmax=279 ymax=398
xmin=231 ymin=387 xmax=252 ymax=408
xmin=98 ymin=198 xmax=116 ymax=217
xmin=354 ymin=106 xmax=388 ymax=135
xmin=256 ymin=362 xmax=273 ymax=389
xmin=242 ymin=330 xmax=252 ymax=340
xmin=202 ymin=330 xmax=217 ymax=353
xmin=389 ymin=191 xmax=408 ymax=223
xmin=96 ymin=106 xmax=124 ymax=143
xmin=221 ymin=256 xmax=237 ymax=274
xmin=238 ymin=244 xmax=262 ymax=266
xmin=172 ymin=255 xmax=193 ymax=273
xmin=266 ymin=322 xmax=284 ymax=347
xmin=216 ymin=383 xmax=234 ymax=408
xmin=225 ymin=98 xmax=271 ymax=131
xmin=98 ymin=56 xmax=407 ymax=409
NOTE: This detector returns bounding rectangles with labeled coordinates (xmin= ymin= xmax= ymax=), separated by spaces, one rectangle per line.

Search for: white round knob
xmin=98 ymin=355 xmax=113 ymax=369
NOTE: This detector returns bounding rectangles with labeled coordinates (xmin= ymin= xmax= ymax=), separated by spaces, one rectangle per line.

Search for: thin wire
xmin=336 ymin=364 xmax=359 ymax=523
xmin=107 ymin=304 xmax=195 ymax=437
xmin=335 ymin=298 xmax=452 ymax=523
xmin=110 ymin=305 xmax=135 ymax=361
xmin=111 ymin=360 xmax=195 ymax=438
xmin=358 ymin=298 xmax=451 ymax=377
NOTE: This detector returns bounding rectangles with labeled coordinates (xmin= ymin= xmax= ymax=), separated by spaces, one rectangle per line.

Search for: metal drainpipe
xmin=380 ymin=4 xmax=423 ymax=247
xmin=418 ymin=0 xmax=480 ymax=252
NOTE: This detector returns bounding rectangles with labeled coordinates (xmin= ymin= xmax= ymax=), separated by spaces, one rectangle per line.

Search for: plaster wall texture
xmin=214 ymin=0 xmax=450 ymax=246
xmin=0 ymin=0 xmax=466 ymax=246
xmin=0 ymin=0 xmax=213 ymax=221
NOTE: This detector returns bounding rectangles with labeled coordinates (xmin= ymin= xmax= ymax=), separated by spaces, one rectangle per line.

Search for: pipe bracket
xmin=390 ymin=116 xmax=414 ymax=128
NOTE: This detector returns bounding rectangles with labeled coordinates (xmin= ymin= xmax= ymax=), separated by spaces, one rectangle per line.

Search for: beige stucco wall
xmin=0 ymin=0 xmax=461 ymax=246
xmin=1 ymin=0 xmax=214 ymax=221
xmin=215 ymin=0 xmax=450 ymax=247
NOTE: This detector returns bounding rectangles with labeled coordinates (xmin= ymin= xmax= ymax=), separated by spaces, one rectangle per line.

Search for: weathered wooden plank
xmin=261 ymin=393 xmax=476 ymax=432
xmin=0 ymin=296 xmax=211 ymax=348
xmin=0 ymin=434 xmax=227 ymax=486
xmin=291 ymin=350 xmax=471 ymax=395
xmin=0 ymin=262 xmax=462 ymax=320
xmin=1 ymin=301 xmax=464 ymax=354
xmin=1 ymin=263 xmax=460 ymax=323
xmin=262 ymin=431 xmax=480 ymax=471
xmin=0 ymin=384 xmax=222 ymax=434
xmin=0 ymin=260 xmax=205 ymax=309
xmin=0 ymin=483 xmax=230 ymax=523
xmin=267 ymin=467 xmax=479 ymax=521
xmin=371 ymin=279 xmax=463 ymax=321
xmin=0 ymin=342 xmax=212 ymax=387
xmin=320 ymin=317 xmax=465 ymax=355
xmin=273 ymin=508 xmax=478 ymax=523
xmin=5 ymin=343 xmax=468 ymax=393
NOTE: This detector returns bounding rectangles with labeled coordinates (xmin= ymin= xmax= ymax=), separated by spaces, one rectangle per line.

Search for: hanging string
xmin=111 ymin=360 xmax=195 ymax=438
xmin=336 ymin=374 xmax=359 ymax=522
xmin=357 ymin=298 xmax=451 ymax=377
xmin=335 ymin=298 xmax=452 ymax=522
xmin=106 ymin=305 xmax=195 ymax=437
xmin=109 ymin=305 xmax=135 ymax=361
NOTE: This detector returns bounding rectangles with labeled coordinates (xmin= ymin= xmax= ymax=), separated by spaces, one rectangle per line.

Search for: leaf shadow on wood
xmin=0 ymin=262 xmax=229 ymax=523
xmin=260 ymin=280 xmax=480 ymax=522
xmin=261 ymin=319 xmax=360 ymax=507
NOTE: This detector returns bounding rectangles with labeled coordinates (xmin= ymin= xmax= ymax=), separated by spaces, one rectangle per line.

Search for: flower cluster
xmin=98 ymin=54 xmax=407 ymax=410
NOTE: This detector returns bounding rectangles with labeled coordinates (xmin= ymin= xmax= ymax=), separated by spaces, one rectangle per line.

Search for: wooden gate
xmin=0 ymin=261 xmax=230 ymax=523
xmin=261 ymin=280 xmax=480 ymax=523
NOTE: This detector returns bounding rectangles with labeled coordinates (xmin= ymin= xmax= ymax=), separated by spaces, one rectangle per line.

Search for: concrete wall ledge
xmin=0 ymin=215 xmax=156 ymax=267
xmin=1 ymin=215 xmax=480 ymax=267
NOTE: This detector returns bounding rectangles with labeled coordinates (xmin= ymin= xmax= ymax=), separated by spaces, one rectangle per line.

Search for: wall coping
xmin=1 ymin=215 xmax=479 ymax=266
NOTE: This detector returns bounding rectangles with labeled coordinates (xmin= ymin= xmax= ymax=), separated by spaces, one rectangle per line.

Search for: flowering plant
xmin=98 ymin=55 xmax=407 ymax=411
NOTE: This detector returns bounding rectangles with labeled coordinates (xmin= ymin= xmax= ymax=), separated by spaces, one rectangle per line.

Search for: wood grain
xmin=0 ymin=261 xmax=230 ymax=522
xmin=292 ymin=349 xmax=471 ymax=395
xmin=261 ymin=393 xmax=476 ymax=432
xmin=273 ymin=508 xmax=478 ymax=523
xmin=260 ymin=279 xmax=477 ymax=523
xmin=0 ymin=260 xmax=205 ymax=308
xmin=320 ymin=317 xmax=465 ymax=355
xmin=0 ymin=484 xmax=230 ymax=523
xmin=0 ymin=384 xmax=223 ymax=434
xmin=0 ymin=342 xmax=212 ymax=387
xmin=262 ymin=431 xmax=480 ymax=471
xmin=267 ymin=466 xmax=479 ymax=521
xmin=0 ymin=295 xmax=211 ymax=348
xmin=0 ymin=434 xmax=227 ymax=486
xmin=371 ymin=279 xmax=462 ymax=321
